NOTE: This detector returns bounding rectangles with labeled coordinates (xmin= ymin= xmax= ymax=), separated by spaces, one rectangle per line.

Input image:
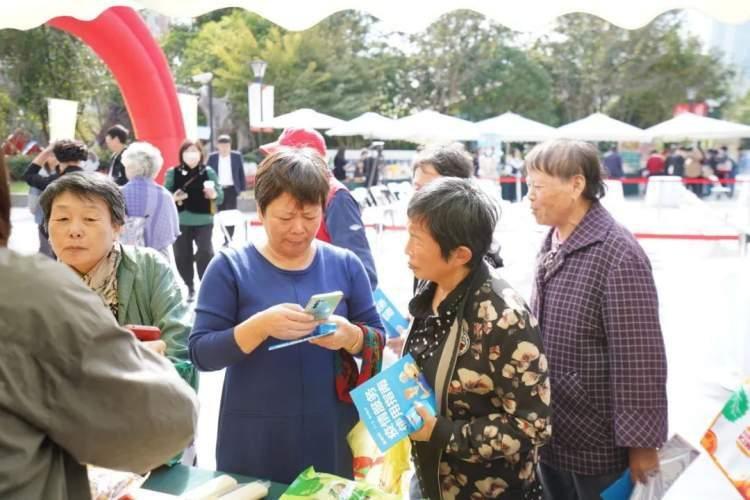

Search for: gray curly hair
xmin=122 ymin=141 xmax=163 ymax=179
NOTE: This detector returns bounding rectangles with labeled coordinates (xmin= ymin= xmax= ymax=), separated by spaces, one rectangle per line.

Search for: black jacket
xmin=406 ymin=263 xmax=551 ymax=500
xmin=206 ymin=151 xmax=246 ymax=193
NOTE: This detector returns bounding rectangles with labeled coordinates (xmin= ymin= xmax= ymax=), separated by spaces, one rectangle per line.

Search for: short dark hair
xmin=53 ymin=140 xmax=88 ymax=163
xmin=106 ymin=124 xmax=129 ymax=144
xmin=0 ymin=151 xmax=10 ymax=246
xmin=408 ymin=178 xmax=498 ymax=269
xmin=39 ymin=173 xmax=126 ymax=231
xmin=178 ymin=139 xmax=205 ymax=166
xmin=413 ymin=144 xmax=473 ymax=178
xmin=254 ymin=148 xmax=330 ymax=214
xmin=525 ymin=139 xmax=606 ymax=201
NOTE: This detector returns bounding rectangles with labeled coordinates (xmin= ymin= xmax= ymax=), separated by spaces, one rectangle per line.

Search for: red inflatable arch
xmin=48 ymin=7 xmax=184 ymax=183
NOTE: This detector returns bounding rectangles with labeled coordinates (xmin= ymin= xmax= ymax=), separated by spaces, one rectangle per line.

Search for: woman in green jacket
xmin=39 ymin=171 xmax=196 ymax=389
xmin=39 ymin=172 xmax=197 ymax=395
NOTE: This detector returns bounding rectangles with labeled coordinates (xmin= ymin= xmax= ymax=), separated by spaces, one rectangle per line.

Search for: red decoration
xmin=48 ymin=7 xmax=185 ymax=183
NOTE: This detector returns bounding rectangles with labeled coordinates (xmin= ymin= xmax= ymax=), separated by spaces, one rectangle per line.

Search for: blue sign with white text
xmin=373 ymin=288 xmax=410 ymax=339
xmin=350 ymin=354 xmax=436 ymax=452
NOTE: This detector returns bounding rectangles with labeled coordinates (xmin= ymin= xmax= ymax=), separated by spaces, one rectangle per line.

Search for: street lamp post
xmin=250 ymin=60 xmax=267 ymax=146
xmin=192 ymin=71 xmax=214 ymax=151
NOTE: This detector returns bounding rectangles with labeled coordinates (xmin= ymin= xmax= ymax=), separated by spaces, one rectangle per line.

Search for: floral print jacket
xmin=407 ymin=265 xmax=551 ymax=500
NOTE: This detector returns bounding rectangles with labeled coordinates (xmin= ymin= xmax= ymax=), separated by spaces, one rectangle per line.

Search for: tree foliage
xmin=0 ymin=9 xmax=740 ymax=148
xmin=533 ymin=12 xmax=734 ymax=127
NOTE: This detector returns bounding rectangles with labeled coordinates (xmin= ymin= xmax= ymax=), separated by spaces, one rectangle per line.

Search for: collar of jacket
xmin=115 ymin=244 xmax=145 ymax=325
xmin=541 ymin=200 xmax=613 ymax=257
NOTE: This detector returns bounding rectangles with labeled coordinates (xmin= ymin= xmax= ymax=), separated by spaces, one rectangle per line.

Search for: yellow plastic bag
xmin=347 ymin=421 xmax=410 ymax=495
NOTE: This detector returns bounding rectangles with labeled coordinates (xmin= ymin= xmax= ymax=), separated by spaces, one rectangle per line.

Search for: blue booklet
xmin=373 ymin=288 xmax=410 ymax=339
xmin=350 ymin=354 xmax=437 ymax=452
xmin=601 ymin=469 xmax=633 ymax=500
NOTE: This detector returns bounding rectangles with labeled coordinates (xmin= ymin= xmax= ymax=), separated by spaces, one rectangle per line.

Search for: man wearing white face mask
xmin=164 ymin=139 xmax=224 ymax=301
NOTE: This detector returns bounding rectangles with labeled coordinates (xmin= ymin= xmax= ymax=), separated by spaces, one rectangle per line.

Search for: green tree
xmin=534 ymin=12 xmax=734 ymax=127
xmin=392 ymin=11 xmax=556 ymax=123
xmin=0 ymin=26 xmax=111 ymax=141
xmin=164 ymin=9 xmax=389 ymax=143
xmin=726 ymin=89 xmax=750 ymax=125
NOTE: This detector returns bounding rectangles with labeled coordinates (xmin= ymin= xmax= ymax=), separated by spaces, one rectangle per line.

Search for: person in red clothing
xmin=644 ymin=149 xmax=665 ymax=176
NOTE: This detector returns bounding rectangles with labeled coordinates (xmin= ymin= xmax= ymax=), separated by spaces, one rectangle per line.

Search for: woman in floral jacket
xmin=405 ymin=178 xmax=551 ymax=500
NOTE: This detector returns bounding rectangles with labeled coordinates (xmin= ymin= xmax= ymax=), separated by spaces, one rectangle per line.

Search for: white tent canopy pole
xmin=5 ymin=1 xmax=750 ymax=32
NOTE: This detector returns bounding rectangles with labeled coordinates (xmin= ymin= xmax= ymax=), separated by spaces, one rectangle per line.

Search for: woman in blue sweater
xmin=189 ymin=148 xmax=384 ymax=484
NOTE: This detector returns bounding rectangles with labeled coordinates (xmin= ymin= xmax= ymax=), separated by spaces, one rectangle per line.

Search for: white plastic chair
xmin=214 ymin=209 xmax=248 ymax=242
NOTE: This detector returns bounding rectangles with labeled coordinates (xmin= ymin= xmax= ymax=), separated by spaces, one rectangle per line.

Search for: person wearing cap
xmin=207 ymin=134 xmax=246 ymax=244
xmin=261 ymin=128 xmax=378 ymax=290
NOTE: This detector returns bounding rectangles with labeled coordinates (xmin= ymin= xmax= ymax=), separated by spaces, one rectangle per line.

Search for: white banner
xmin=248 ymin=83 xmax=274 ymax=129
xmin=47 ymin=98 xmax=78 ymax=142
xmin=177 ymin=92 xmax=199 ymax=141
xmin=248 ymin=83 xmax=261 ymax=128
xmin=262 ymin=85 xmax=274 ymax=123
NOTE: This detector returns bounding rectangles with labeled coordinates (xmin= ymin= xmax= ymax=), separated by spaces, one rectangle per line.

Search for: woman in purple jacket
xmin=526 ymin=139 xmax=668 ymax=500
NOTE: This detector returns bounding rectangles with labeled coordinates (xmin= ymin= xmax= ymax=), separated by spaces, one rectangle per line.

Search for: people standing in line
xmin=404 ymin=177 xmax=551 ymax=500
xmin=333 ymin=146 xmax=348 ymax=181
xmin=24 ymin=140 xmax=88 ymax=258
xmin=0 ymin=153 xmax=198 ymax=498
xmin=261 ymin=128 xmax=378 ymax=290
xmin=189 ymin=148 xmax=384 ymax=484
xmin=120 ymin=141 xmax=181 ymax=258
xmin=207 ymin=134 xmax=247 ymax=244
xmin=165 ymin=139 xmax=223 ymax=301
xmin=103 ymin=124 xmax=130 ymax=186
xmin=525 ymin=139 xmax=668 ymax=500
xmin=602 ymin=145 xmax=624 ymax=179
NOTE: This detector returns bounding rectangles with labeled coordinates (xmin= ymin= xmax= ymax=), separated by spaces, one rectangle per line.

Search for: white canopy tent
xmin=383 ymin=110 xmax=480 ymax=144
xmin=3 ymin=1 xmax=750 ymax=33
xmin=555 ymin=112 xmax=648 ymax=142
xmin=325 ymin=112 xmax=395 ymax=139
xmin=477 ymin=112 xmax=557 ymax=142
xmin=257 ymin=108 xmax=344 ymax=130
xmin=645 ymin=112 xmax=750 ymax=141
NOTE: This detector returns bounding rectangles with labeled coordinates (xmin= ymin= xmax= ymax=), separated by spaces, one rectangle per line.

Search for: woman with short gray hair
xmin=38 ymin=172 xmax=196 ymax=390
xmin=120 ymin=141 xmax=180 ymax=256
xmin=526 ymin=139 xmax=667 ymax=500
